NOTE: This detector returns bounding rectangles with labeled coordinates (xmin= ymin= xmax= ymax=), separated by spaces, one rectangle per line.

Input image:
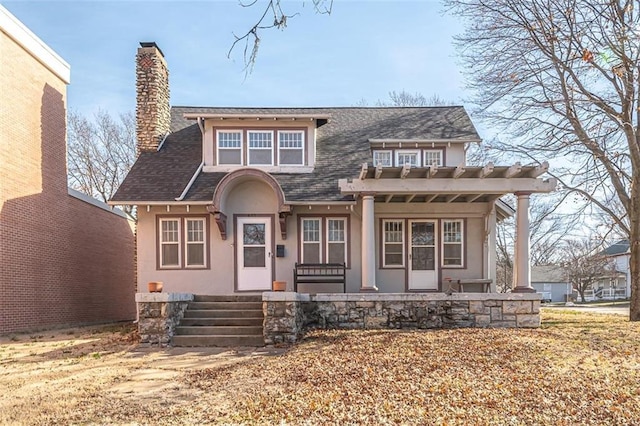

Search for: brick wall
xmin=0 ymin=20 xmax=136 ymax=334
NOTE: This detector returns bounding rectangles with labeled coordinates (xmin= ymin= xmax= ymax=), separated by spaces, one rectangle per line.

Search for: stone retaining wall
xmin=263 ymin=293 xmax=541 ymax=344
xmin=135 ymin=293 xmax=193 ymax=346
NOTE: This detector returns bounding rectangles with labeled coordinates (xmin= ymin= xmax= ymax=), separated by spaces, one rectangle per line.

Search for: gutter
xmin=175 ymin=161 xmax=204 ymax=201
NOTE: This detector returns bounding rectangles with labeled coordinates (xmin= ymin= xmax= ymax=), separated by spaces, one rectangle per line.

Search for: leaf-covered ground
xmin=1 ymin=311 xmax=639 ymax=425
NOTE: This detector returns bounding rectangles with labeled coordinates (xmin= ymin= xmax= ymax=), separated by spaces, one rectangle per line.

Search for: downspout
xmin=175 ymin=117 xmax=205 ymax=201
xmin=175 ymin=161 xmax=203 ymax=201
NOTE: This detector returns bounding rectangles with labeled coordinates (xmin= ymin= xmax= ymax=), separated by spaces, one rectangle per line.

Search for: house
xmin=599 ymin=240 xmax=630 ymax=299
xmin=112 ymin=43 xmax=556 ymax=344
xmin=531 ymin=265 xmax=571 ymax=303
xmin=0 ymin=5 xmax=136 ymax=334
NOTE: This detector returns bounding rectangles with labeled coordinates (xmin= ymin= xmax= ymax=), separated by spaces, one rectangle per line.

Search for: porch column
xmin=485 ymin=204 xmax=497 ymax=292
xmin=360 ymin=194 xmax=378 ymax=292
xmin=513 ymin=192 xmax=535 ymax=293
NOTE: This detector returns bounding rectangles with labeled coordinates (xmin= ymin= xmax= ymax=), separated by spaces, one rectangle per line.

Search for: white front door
xmin=408 ymin=220 xmax=438 ymax=290
xmin=237 ymin=217 xmax=272 ymax=291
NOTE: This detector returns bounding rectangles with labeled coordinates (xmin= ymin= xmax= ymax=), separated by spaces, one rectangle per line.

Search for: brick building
xmin=0 ymin=5 xmax=136 ymax=334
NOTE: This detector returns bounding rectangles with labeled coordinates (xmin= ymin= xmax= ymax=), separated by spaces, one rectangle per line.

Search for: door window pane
xmin=243 ymin=224 xmax=266 ymax=245
xmin=412 ymin=247 xmax=435 ymax=270
xmin=412 ymin=222 xmax=434 ymax=245
xmin=244 ymin=247 xmax=266 ymax=267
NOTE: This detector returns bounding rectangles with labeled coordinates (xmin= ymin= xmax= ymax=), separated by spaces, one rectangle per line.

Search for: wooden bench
xmin=444 ymin=278 xmax=492 ymax=293
xmin=294 ymin=263 xmax=346 ymax=293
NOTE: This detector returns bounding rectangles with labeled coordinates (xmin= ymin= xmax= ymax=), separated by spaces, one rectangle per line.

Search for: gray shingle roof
xmin=112 ymin=106 xmax=480 ymax=203
xmin=601 ymin=240 xmax=630 ymax=256
xmin=531 ymin=265 xmax=567 ymax=283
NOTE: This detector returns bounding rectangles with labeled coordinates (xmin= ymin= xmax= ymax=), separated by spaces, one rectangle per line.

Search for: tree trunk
xmin=630 ymin=178 xmax=640 ymax=321
xmin=578 ymin=288 xmax=586 ymax=303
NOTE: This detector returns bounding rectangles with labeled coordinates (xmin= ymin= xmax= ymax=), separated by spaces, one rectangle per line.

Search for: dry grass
xmin=1 ymin=311 xmax=639 ymax=425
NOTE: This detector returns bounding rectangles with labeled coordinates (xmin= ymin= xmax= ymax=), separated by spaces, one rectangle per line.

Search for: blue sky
xmin=3 ymin=1 xmax=467 ymax=117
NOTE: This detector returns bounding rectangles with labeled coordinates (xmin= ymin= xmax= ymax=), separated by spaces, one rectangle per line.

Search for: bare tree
xmin=67 ymin=110 xmax=136 ymax=219
xmin=561 ymin=239 xmax=613 ymax=303
xmin=377 ymin=91 xmax=454 ymax=107
xmin=229 ymin=0 xmax=333 ymax=72
xmin=446 ymin=0 xmax=640 ymax=320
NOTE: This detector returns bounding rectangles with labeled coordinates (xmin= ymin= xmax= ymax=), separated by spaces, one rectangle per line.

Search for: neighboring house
xmin=599 ymin=239 xmax=630 ymax=299
xmin=0 ymin=6 xmax=136 ymax=334
xmin=531 ymin=265 xmax=571 ymax=303
xmin=111 ymin=42 xmax=555 ymax=296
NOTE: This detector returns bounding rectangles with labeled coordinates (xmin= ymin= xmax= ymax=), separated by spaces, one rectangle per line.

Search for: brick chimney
xmin=136 ymin=42 xmax=170 ymax=153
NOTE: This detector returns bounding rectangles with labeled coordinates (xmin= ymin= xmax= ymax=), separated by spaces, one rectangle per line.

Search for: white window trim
xmin=159 ymin=218 xmax=181 ymax=268
xmin=326 ymin=218 xmax=347 ymax=264
xmin=423 ymin=149 xmax=443 ymax=167
xmin=185 ymin=218 xmax=207 ymax=268
xmin=442 ymin=219 xmax=464 ymax=268
xmin=382 ymin=219 xmax=405 ymax=268
xmin=216 ymin=129 xmax=243 ymax=165
xmin=395 ymin=149 xmax=421 ymax=167
xmin=373 ymin=150 xmax=393 ymax=167
xmin=301 ymin=217 xmax=322 ymax=264
xmin=278 ymin=130 xmax=306 ymax=166
xmin=247 ymin=130 xmax=275 ymax=166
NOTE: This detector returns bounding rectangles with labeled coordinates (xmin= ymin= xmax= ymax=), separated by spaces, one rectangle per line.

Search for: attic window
xmin=217 ymin=130 xmax=242 ymax=165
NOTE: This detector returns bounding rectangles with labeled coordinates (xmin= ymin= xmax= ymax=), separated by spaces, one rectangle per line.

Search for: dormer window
xmin=373 ymin=150 xmax=392 ymax=167
xmin=217 ymin=130 xmax=242 ymax=165
xmin=396 ymin=150 xmax=421 ymax=167
xmin=278 ymin=130 xmax=304 ymax=165
xmin=424 ymin=149 xmax=443 ymax=167
xmin=248 ymin=131 xmax=274 ymax=165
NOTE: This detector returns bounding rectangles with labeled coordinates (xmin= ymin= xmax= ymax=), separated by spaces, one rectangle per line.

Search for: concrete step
xmin=175 ymin=325 xmax=263 ymax=336
xmin=172 ymin=334 xmax=264 ymax=347
xmin=188 ymin=301 xmax=263 ymax=311
xmin=193 ymin=295 xmax=263 ymax=303
xmin=183 ymin=309 xmax=263 ymax=319
xmin=179 ymin=317 xmax=263 ymax=327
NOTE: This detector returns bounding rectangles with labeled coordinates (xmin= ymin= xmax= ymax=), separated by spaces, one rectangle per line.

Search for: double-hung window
xmin=278 ymin=131 xmax=305 ymax=165
xmin=300 ymin=217 xmax=349 ymax=265
xmin=382 ymin=220 xmax=404 ymax=267
xmin=248 ymin=131 xmax=274 ymax=165
xmin=373 ymin=150 xmax=392 ymax=167
xmin=186 ymin=219 xmax=206 ymax=267
xmin=160 ymin=219 xmax=180 ymax=267
xmin=327 ymin=218 xmax=347 ymax=263
xmin=217 ymin=130 xmax=242 ymax=165
xmin=424 ymin=150 xmax=443 ymax=167
xmin=301 ymin=218 xmax=322 ymax=263
xmin=442 ymin=220 xmax=463 ymax=266
xmin=396 ymin=150 xmax=421 ymax=167
xmin=158 ymin=217 xmax=208 ymax=269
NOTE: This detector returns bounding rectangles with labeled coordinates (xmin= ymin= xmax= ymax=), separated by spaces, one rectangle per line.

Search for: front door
xmin=237 ymin=217 xmax=272 ymax=291
xmin=408 ymin=220 xmax=438 ymax=290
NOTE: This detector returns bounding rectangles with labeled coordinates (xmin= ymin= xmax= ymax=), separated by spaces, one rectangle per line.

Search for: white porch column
xmin=513 ymin=192 xmax=535 ymax=293
xmin=360 ymin=194 xmax=378 ymax=292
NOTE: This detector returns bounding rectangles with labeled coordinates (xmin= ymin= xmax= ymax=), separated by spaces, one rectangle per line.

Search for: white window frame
xmin=373 ymin=150 xmax=392 ymax=167
xmin=395 ymin=150 xmax=421 ymax=167
xmin=442 ymin=219 xmax=464 ymax=267
xmin=326 ymin=218 xmax=347 ymax=264
xmin=301 ymin=218 xmax=322 ymax=264
xmin=216 ymin=130 xmax=243 ymax=165
xmin=185 ymin=218 xmax=206 ymax=268
xmin=278 ymin=130 xmax=305 ymax=166
xmin=382 ymin=219 xmax=404 ymax=268
xmin=247 ymin=130 xmax=274 ymax=166
xmin=424 ymin=149 xmax=443 ymax=167
xmin=159 ymin=218 xmax=181 ymax=268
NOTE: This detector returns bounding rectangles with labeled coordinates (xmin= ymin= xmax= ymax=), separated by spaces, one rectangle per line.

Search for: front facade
xmin=113 ymin=42 xmax=555 ymax=297
xmin=0 ymin=6 xmax=136 ymax=334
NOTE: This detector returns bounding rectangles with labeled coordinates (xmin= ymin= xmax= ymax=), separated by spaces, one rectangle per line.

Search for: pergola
xmin=338 ymin=162 xmax=557 ymax=293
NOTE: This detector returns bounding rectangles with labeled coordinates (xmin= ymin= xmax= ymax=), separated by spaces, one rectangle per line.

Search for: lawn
xmin=1 ymin=311 xmax=639 ymax=425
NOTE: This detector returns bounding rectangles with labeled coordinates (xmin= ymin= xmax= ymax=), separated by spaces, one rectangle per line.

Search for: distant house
xmin=599 ymin=240 xmax=630 ymax=299
xmin=531 ymin=265 xmax=571 ymax=303
xmin=0 ymin=5 xmax=136 ymax=334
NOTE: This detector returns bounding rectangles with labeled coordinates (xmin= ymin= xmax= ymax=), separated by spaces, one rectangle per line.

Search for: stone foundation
xmin=263 ymin=292 xmax=541 ymax=344
xmin=136 ymin=293 xmax=193 ymax=346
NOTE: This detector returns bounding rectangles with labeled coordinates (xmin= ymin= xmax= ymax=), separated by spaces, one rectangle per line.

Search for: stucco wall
xmin=0 ymin=18 xmax=136 ymax=334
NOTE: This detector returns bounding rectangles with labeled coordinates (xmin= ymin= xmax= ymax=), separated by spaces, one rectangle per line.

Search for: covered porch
xmin=339 ymin=162 xmax=556 ymax=294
